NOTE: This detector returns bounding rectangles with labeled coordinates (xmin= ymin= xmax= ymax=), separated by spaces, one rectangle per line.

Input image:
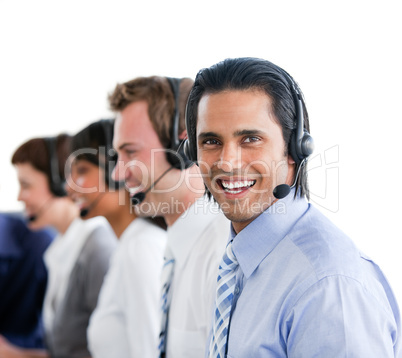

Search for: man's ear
xmin=179 ymin=129 xmax=187 ymax=140
xmin=288 ymin=154 xmax=296 ymax=165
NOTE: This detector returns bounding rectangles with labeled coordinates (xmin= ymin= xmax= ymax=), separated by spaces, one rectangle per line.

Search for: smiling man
xmin=109 ymin=76 xmax=229 ymax=358
xmin=196 ymin=89 xmax=294 ymax=232
xmin=185 ymin=57 xmax=401 ymax=357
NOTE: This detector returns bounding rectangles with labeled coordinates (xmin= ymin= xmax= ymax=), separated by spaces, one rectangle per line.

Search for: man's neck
xmin=107 ymin=205 xmax=136 ymax=238
xmin=164 ymin=190 xmax=204 ymax=227
xmin=164 ymin=165 xmax=205 ymax=227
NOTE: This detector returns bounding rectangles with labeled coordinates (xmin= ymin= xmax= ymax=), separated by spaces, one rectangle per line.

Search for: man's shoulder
xmin=202 ymin=210 xmax=231 ymax=234
xmin=293 ymin=203 xmax=350 ymax=243
xmin=287 ymin=204 xmax=367 ymax=279
xmin=122 ymin=218 xmax=166 ymax=243
xmin=177 ymin=197 xmax=230 ymax=239
xmin=189 ymin=211 xmax=229 ymax=263
xmin=194 ymin=209 xmax=230 ymax=241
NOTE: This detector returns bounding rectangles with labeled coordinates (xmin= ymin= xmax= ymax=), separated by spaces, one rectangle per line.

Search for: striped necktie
xmin=208 ymin=240 xmax=239 ymax=358
xmin=158 ymin=247 xmax=175 ymax=358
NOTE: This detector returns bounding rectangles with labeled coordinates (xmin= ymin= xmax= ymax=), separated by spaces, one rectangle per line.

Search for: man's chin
xmin=215 ymin=196 xmax=272 ymax=221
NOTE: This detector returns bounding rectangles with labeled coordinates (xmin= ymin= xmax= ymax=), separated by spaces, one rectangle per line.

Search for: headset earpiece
xmin=99 ymin=119 xmax=125 ymax=189
xmin=166 ymin=77 xmax=193 ymax=170
xmin=287 ymin=82 xmax=314 ymax=165
xmin=183 ymin=138 xmax=194 ymax=163
xmin=183 ymin=95 xmax=198 ymax=165
xmin=44 ymin=137 xmax=67 ymax=197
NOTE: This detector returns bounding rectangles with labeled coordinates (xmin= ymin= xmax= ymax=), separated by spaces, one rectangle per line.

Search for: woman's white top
xmin=88 ymin=218 xmax=167 ymax=358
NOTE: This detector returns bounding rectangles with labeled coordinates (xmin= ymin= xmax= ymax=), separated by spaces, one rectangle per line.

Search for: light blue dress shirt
xmin=224 ymin=193 xmax=401 ymax=357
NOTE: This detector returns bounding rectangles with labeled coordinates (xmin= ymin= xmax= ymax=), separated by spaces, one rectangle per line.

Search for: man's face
xmin=112 ymin=100 xmax=172 ymax=216
xmin=197 ymin=90 xmax=295 ymax=232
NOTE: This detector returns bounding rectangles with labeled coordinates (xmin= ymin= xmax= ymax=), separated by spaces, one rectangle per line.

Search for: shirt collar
xmin=231 ymin=190 xmax=309 ymax=279
xmin=167 ymin=196 xmax=222 ymax=267
xmin=119 ymin=218 xmax=139 ymax=242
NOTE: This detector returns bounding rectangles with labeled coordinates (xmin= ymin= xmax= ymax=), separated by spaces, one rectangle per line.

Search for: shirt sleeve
xmin=88 ymin=229 xmax=164 ymax=358
xmin=285 ymin=275 xmax=398 ymax=357
xmin=87 ymin=244 xmax=131 ymax=358
xmin=83 ymin=228 xmax=116 ymax=312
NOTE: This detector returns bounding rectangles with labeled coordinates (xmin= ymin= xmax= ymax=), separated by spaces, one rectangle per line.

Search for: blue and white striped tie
xmin=158 ymin=248 xmax=175 ymax=358
xmin=208 ymin=241 xmax=238 ymax=358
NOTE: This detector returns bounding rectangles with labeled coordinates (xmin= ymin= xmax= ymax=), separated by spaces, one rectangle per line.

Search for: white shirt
xmin=87 ymin=218 xmax=167 ymax=358
xmin=166 ymin=197 xmax=230 ymax=358
xmin=43 ymin=216 xmax=112 ymax=333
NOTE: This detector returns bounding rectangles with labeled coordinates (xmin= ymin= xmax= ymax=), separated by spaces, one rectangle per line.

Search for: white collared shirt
xmin=87 ymin=218 xmax=167 ymax=358
xmin=166 ymin=197 xmax=230 ymax=358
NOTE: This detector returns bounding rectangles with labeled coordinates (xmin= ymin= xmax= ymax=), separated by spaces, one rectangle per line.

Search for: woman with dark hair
xmin=0 ymin=134 xmax=117 ymax=358
xmin=66 ymin=119 xmax=167 ymax=358
xmin=66 ymin=119 xmax=135 ymax=237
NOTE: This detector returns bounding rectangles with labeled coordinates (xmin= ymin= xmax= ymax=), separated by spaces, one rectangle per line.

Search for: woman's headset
xmin=44 ymin=136 xmax=67 ymax=197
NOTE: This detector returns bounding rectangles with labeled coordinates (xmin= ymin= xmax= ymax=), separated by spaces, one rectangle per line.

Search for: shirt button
xmin=234 ymin=286 xmax=240 ymax=295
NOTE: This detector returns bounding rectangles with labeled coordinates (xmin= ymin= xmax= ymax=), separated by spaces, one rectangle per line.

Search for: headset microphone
xmin=272 ymin=184 xmax=292 ymax=200
xmin=130 ymin=191 xmax=146 ymax=206
xmin=131 ymin=166 xmax=174 ymax=206
xmin=79 ymin=208 xmax=90 ymax=218
xmin=28 ymin=214 xmax=38 ymax=222
xmin=27 ymin=198 xmax=54 ymax=222
xmin=273 ymin=159 xmax=307 ymax=200
xmin=80 ymin=193 xmax=105 ymax=218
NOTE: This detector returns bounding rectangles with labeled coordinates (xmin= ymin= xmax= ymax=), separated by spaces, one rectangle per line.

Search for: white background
xmin=1 ymin=1 xmax=401 ymax=301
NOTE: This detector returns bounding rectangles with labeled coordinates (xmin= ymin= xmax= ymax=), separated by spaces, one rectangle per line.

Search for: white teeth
xmin=221 ymin=180 xmax=256 ymax=190
xmin=225 ymin=189 xmax=242 ymax=194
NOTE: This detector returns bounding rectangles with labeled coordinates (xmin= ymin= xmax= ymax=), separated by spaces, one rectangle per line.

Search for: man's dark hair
xmin=186 ymin=57 xmax=311 ymax=199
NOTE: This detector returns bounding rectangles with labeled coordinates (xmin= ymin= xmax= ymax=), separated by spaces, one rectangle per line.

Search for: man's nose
xmin=111 ymin=160 xmax=127 ymax=182
xmin=216 ymin=143 xmax=242 ymax=172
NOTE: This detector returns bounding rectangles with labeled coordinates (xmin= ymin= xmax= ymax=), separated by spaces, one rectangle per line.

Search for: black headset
xmin=285 ymin=75 xmax=314 ymax=166
xmin=183 ymin=67 xmax=314 ymax=166
xmin=98 ymin=118 xmax=125 ymax=189
xmin=165 ymin=77 xmax=193 ymax=170
xmin=44 ymin=136 xmax=67 ymax=197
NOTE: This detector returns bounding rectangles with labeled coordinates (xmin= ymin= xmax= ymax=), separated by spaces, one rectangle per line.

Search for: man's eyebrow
xmin=198 ymin=129 xmax=266 ymax=142
xmin=117 ymin=142 xmax=134 ymax=150
xmin=197 ymin=131 xmax=222 ymax=141
xmin=233 ymin=129 xmax=265 ymax=137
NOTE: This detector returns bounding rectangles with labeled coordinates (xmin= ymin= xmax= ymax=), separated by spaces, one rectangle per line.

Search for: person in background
xmin=66 ymin=119 xmax=135 ymax=237
xmin=0 ymin=212 xmax=54 ymax=349
xmin=110 ymin=76 xmax=229 ymax=357
xmin=66 ymin=118 xmax=167 ymax=358
xmin=185 ymin=57 xmax=401 ymax=357
xmin=0 ymin=134 xmax=117 ymax=358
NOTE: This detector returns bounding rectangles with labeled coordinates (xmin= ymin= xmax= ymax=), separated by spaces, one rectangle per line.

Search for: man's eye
xmin=125 ymin=149 xmax=136 ymax=156
xmin=243 ymin=136 xmax=260 ymax=143
xmin=204 ymin=139 xmax=220 ymax=145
